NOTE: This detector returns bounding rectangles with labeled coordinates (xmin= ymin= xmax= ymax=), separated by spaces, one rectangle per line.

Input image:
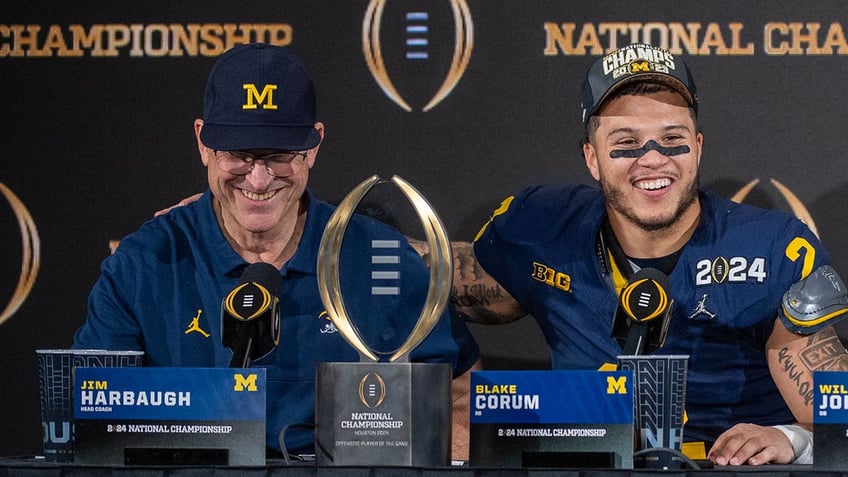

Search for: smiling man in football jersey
xmin=452 ymin=42 xmax=848 ymax=466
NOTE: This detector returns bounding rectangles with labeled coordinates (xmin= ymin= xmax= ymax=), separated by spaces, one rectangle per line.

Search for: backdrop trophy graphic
xmin=315 ymin=175 xmax=453 ymax=466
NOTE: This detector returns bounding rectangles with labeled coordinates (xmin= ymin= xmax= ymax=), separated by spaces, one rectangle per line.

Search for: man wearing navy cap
xmin=73 ymin=43 xmax=480 ymax=460
xmin=450 ymin=43 xmax=848 ymax=465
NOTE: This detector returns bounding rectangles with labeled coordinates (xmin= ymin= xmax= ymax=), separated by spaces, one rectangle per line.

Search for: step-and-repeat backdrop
xmin=3 ymin=0 xmax=848 ymax=456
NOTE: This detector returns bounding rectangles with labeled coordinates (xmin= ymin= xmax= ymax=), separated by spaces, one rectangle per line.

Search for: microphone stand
xmin=623 ymin=323 xmax=647 ymax=355
xmin=228 ymin=328 xmax=254 ymax=368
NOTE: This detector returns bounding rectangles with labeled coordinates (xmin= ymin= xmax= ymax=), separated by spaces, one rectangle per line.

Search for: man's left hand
xmin=707 ymin=423 xmax=795 ymax=465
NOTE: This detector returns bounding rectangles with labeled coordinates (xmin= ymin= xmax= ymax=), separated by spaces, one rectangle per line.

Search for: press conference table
xmin=0 ymin=458 xmax=836 ymax=477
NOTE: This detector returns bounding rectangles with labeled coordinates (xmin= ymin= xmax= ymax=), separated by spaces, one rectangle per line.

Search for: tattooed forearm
xmin=800 ymin=327 xmax=848 ymax=371
xmin=449 ymin=241 xmax=525 ymax=323
xmin=777 ymin=347 xmax=814 ymax=406
xmin=452 ymin=242 xmax=485 ymax=281
xmin=452 ymin=282 xmax=505 ymax=307
xmin=775 ymin=328 xmax=848 ymax=408
xmin=410 ymin=238 xmax=526 ymax=322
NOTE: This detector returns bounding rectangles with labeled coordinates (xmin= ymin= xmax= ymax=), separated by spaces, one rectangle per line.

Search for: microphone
xmin=611 ymin=267 xmax=673 ymax=355
xmin=222 ymin=262 xmax=282 ymax=367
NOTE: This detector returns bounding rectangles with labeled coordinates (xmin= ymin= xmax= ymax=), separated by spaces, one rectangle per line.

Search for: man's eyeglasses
xmin=214 ymin=150 xmax=307 ymax=177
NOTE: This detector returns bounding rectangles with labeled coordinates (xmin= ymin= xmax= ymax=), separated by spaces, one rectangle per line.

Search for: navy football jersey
xmin=474 ymin=184 xmax=829 ymax=445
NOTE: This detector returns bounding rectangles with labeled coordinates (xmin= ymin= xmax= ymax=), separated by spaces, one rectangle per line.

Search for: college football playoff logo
xmin=731 ymin=178 xmax=818 ymax=237
xmin=358 ymin=372 xmax=387 ymax=408
xmin=363 ymin=0 xmax=473 ymax=112
xmin=0 ymin=182 xmax=40 ymax=326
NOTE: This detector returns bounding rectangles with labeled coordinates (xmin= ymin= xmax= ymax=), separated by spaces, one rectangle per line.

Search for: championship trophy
xmin=315 ymin=175 xmax=453 ymax=466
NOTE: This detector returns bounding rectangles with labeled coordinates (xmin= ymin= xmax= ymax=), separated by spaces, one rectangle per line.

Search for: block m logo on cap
xmin=242 ymin=83 xmax=278 ymax=110
xmin=630 ymin=60 xmax=651 ymax=73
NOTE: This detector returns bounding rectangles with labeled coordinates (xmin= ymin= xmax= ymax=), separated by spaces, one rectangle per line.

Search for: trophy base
xmin=315 ymin=362 xmax=451 ymax=466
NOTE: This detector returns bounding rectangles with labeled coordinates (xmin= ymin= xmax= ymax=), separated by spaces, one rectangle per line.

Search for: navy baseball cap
xmin=580 ymin=43 xmax=698 ymax=127
xmin=200 ymin=43 xmax=321 ymax=151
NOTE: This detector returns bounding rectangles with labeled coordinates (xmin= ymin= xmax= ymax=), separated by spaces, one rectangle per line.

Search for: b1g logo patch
xmin=531 ymin=262 xmax=571 ymax=293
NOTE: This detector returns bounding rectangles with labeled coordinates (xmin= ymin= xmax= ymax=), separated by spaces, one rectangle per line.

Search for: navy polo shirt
xmin=74 ymin=189 xmax=479 ymax=454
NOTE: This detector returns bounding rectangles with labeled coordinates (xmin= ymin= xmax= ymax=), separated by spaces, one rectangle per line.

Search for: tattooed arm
xmin=450 ymin=242 xmax=526 ymax=324
xmin=409 ymin=239 xmax=526 ymax=324
xmin=709 ymin=320 xmax=848 ymax=465
xmin=768 ymin=322 xmax=848 ymax=422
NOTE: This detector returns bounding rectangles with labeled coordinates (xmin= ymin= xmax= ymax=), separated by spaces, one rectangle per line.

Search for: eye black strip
xmin=610 ymin=140 xmax=690 ymax=159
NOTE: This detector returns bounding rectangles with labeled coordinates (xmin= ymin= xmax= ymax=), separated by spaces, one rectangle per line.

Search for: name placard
xmin=814 ymin=371 xmax=848 ymax=470
xmin=470 ymin=370 xmax=633 ymax=468
xmin=73 ymin=367 xmax=266 ymax=466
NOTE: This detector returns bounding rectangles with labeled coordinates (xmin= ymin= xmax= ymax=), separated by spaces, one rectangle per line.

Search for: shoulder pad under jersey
xmin=780 ymin=265 xmax=848 ymax=334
